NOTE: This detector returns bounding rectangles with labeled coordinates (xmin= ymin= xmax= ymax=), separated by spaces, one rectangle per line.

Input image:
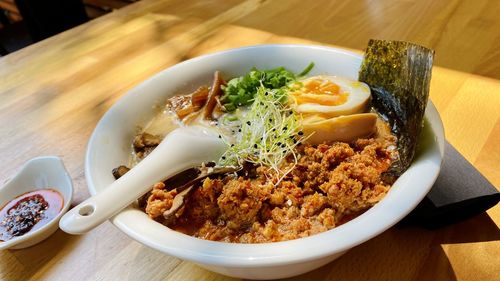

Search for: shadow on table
xmin=435 ymin=212 xmax=500 ymax=244
xmin=279 ymin=235 xmax=457 ymax=281
xmin=0 ymin=229 xmax=83 ymax=281
xmin=276 ymin=212 xmax=499 ymax=281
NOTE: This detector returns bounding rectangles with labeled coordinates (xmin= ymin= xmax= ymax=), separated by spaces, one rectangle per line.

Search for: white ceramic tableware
xmin=85 ymin=45 xmax=445 ymax=279
xmin=0 ymin=156 xmax=73 ymax=250
xmin=59 ymin=126 xmax=227 ymax=234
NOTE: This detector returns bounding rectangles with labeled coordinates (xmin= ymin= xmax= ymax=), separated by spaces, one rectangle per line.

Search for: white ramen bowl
xmin=85 ymin=45 xmax=445 ymax=279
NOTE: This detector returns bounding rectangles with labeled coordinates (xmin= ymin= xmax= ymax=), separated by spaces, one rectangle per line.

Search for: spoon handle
xmin=59 ymin=127 xmax=227 ymax=234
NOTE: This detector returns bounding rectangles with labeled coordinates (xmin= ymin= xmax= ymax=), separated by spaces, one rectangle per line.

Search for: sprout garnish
xmin=219 ymin=84 xmax=308 ymax=183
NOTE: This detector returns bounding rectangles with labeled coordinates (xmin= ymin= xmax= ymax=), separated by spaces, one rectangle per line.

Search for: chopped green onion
xmin=220 ymin=63 xmax=314 ymax=112
xmin=298 ymin=62 xmax=315 ymax=77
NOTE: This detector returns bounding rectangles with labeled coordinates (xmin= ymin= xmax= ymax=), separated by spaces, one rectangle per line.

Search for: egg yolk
xmin=293 ymin=78 xmax=348 ymax=106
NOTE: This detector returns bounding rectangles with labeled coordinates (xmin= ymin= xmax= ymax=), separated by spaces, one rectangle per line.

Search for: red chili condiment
xmin=0 ymin=189 xmax=63 ymax=241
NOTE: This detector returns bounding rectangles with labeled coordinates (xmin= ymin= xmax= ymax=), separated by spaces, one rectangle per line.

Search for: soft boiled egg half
xmin=290 ymin=75 xmax=371 ymax=117
xmin=289 ymin=75 xmax=378 ymax=144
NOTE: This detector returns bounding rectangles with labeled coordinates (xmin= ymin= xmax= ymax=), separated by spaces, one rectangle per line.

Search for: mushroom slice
xmin=162 ymin=165 xmax=240 ymax=221
xmin=112 ymin=165 xmax=130 ymax=180
xmin=163 ymin=186 xmax=194 ymax=223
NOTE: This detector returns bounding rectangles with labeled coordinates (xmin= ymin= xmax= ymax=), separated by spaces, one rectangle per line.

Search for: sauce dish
xmin=0 ymin=156 xmax=73 ymax=250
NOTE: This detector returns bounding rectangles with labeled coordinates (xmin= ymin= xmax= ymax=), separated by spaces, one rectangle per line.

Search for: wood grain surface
xmin=0 ymin=0 xmax=499 ymax=280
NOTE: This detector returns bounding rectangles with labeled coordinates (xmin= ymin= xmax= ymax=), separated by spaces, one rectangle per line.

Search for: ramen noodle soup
xmin=112 ymin=40 xmax=433 ymax=243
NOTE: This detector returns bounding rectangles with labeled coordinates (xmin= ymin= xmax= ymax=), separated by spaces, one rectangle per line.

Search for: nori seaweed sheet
xmin=359 ymin=39 xmax=434 ymax=176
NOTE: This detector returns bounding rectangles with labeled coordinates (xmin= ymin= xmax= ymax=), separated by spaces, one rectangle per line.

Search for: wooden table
xmin=1 ymin=0 xmax=499 ymax=280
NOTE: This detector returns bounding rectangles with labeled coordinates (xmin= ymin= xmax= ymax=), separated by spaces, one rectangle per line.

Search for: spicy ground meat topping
xmin=144 ymin=135 xmax=396 ymax=243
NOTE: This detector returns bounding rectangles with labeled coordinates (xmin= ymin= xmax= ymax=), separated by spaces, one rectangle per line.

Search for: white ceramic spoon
xmin=59 ymin=126 xmax=228 ymax=234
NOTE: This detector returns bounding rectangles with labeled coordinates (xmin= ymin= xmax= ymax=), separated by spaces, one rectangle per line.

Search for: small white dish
xmin=0 ymin=156 xmax=73 ymax=250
